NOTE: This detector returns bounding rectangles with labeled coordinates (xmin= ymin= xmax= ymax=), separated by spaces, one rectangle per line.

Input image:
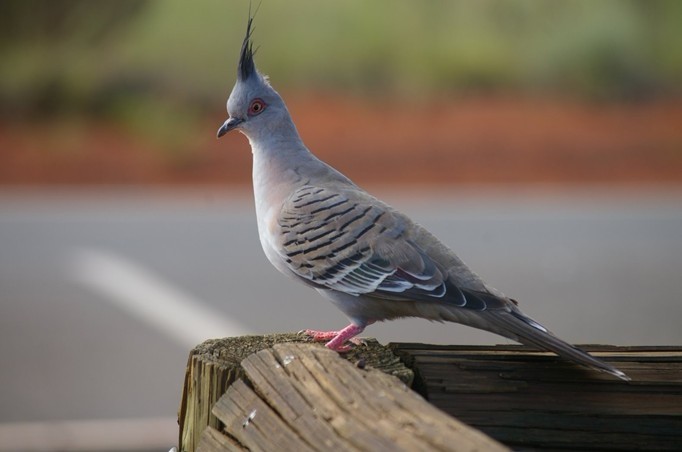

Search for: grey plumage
xmin=217 ymin=14 xmax=630 ymax=381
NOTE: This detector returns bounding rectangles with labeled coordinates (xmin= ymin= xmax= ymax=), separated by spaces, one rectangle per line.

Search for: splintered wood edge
xmin=205 ymin=343 xmax=507 ymax=452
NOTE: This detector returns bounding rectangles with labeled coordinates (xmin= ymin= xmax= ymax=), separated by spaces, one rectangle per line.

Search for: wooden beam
xmin=391 ymin=344 xmax=682 ymax=451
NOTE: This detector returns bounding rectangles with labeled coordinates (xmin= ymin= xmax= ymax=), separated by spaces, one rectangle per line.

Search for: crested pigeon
xmin=217 ymin=15 xmax=629 ymax=381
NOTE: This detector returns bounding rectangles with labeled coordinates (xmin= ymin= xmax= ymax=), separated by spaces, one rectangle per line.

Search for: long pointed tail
xmin=482 ymin=308 xmax=630 ymax=381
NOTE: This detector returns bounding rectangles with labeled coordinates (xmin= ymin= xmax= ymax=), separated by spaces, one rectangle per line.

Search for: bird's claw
xmin=300 ymin=328 xmax=366 ymax=352
xmin=329 ymin=337 xmax=367 ymax=353
xmin=301 ymin=329 xmax=340 ymax=342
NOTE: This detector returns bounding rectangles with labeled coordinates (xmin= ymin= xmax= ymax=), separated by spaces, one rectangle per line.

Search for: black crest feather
xmin=237 ymin=14 xmax=256 ymax=81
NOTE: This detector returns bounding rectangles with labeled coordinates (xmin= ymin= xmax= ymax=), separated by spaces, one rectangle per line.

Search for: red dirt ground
xmin=1 ymin=96 xmax=681 ymax=187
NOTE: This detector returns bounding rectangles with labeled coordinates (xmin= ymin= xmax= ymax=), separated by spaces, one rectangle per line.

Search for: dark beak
xmin=217 ymin=117 xmax=243 ymax=138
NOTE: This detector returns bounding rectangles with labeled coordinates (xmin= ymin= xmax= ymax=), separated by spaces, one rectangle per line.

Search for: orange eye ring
xmin=248 ymin=98 xmax=266 ymax=116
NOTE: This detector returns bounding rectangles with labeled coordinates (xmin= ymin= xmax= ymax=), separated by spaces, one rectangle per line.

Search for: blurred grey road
xmin=1 ymin=187 xmax=681 ymax=450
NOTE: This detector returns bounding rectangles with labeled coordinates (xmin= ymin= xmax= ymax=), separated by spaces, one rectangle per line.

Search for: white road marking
xmin=70 ymin=248 xmax=250 ymax=348
xmin=0 ymin=417 xmax=176 ymax=452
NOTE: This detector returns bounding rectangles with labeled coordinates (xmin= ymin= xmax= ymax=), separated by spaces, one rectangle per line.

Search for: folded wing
xmin=278 ymin=185 xmax=507 ymax=311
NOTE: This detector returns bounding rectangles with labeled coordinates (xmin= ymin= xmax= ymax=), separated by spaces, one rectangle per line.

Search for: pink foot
xmin=302 ymin=323 xmax=365 ymax=353
xmin=303 ymin=329 xmax=340 ymax=342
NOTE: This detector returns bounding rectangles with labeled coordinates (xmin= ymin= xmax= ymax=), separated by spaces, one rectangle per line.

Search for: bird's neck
xmin=247 ymin=115 xmax=312 ymax=179
xmin=248 ymin=115 xmax=310 ymax=166
xmin=247 ymin=116 xmax=312 ymax=226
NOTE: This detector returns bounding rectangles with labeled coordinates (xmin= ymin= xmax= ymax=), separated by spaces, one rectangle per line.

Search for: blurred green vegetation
xmin=1 ymin=0 xmax=680 ymax=133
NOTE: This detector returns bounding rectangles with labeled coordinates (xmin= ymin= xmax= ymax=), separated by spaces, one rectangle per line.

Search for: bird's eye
xmin=248 ymin=99 xmax=266 ymax=116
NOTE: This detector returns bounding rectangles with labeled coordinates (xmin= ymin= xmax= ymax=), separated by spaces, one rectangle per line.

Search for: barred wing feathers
xmin=277 ymin=185 xmax=506 ymax=311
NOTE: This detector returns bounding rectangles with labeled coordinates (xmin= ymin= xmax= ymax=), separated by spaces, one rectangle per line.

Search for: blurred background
xmin=1 ymin=0 xmax=681 ymax=450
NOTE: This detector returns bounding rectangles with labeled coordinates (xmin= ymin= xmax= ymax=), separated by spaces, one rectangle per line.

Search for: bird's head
xmin=217 ymin=15 xmax=287 ymax=140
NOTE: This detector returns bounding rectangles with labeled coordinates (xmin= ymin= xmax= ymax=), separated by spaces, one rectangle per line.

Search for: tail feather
xmin=483 ymin=308 xmax=630 ymax=381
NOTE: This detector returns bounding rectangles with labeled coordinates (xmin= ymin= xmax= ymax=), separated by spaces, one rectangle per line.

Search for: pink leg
xmin=325 ymin=323 xmax=365 ymax=352
xmin=304 ymin=323 xmax=366 ymax=353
